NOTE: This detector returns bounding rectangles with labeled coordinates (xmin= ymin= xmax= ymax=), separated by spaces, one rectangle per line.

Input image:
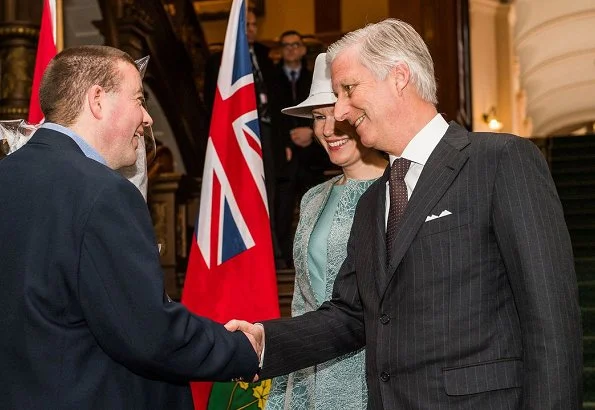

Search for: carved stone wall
xmin=0 ymin=15 xmax=39 ymax=120
xmin=148 ymin=173 xmax=201 ymax=300
xmin=0 ymin=0 xmax=43 ymax=120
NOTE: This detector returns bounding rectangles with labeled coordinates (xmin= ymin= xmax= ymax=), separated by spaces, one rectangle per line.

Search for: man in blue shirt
xmin=0 ymin=45 xmax=259 ymax=409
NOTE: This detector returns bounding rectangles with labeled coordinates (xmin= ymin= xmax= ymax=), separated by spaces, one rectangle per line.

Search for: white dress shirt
xmin=385 ymin=114 xmax=449 ymax=226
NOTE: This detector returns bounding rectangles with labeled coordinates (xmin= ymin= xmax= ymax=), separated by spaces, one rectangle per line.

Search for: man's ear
xmin=87 ymin=85 xmax=104 ymax=120
xmin=392 ymin=62 xmax=411 ymax=96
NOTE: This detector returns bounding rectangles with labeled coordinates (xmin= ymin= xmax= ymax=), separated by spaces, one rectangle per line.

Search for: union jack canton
xmin=196 ymin=1 xmax=268 ymax=269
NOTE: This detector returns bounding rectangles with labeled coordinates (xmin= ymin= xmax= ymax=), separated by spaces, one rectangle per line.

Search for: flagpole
xmin=55 ymin=0 xmax=63 ymax=52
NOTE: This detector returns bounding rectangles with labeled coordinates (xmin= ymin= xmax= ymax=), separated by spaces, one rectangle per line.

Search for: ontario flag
xmin=29 ymin=0 xmax=58 ymax=124
xmin=181 ymin=0 xmax=280 ymax=408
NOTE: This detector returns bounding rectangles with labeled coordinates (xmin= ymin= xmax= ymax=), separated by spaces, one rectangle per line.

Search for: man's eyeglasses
xmin=281 ymin=42 xmax=303 ymax=50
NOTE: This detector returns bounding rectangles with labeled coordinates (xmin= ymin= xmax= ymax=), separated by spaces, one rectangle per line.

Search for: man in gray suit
xmin=228 ymin=19 xmax=582 ymax=409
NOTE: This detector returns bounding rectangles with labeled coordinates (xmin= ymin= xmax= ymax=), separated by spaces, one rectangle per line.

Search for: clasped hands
xmin=225 ymin=320 xmax=264 ymax=382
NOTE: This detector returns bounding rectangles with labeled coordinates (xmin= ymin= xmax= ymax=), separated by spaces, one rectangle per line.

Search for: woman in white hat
xmin=266 ymin=53 xmax=387 ymax=410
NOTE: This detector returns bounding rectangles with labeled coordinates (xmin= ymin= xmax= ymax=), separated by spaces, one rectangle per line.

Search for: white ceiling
xmin=514 ymin=0 xmax=595 ymax=136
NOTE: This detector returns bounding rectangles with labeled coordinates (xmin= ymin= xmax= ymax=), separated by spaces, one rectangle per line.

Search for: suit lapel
xmin=371 ymin=165 xmax=391 ymax=296
xmin=380 ymin=122 xmax=471 ymax=300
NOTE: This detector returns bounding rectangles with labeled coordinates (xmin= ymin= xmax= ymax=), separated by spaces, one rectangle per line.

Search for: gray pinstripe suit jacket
xmin=261 ymin=122 xmax=582 ymax=409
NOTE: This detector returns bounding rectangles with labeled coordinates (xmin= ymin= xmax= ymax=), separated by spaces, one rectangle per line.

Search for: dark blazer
xmin=272 ymin=62 xmax=312 ymax=147
xmin=261 ymin=122 xmax=582 ymax=409
xmin=272 ymin=63 xmax=333 ymax=178
xmin=0 ymin=128 xmax=258 ymax=409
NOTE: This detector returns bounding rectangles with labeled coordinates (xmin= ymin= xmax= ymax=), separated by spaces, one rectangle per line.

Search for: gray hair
xmin=326 ymin=18 xmax=437 ymax=104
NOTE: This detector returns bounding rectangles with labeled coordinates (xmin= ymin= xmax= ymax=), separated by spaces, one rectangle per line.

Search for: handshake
xmin=225 ymin=320 xmax=265 ymax=382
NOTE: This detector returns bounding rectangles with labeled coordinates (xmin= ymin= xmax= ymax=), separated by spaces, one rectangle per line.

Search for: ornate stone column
xmin=0 ymin=0 xmax=40 ymax=120
xmin=470 ymin=0 xmax=520 ymax=134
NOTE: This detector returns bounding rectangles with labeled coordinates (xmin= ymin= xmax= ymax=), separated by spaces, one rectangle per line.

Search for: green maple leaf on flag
xmin=207 ymin=379 xmax=272 ymax=409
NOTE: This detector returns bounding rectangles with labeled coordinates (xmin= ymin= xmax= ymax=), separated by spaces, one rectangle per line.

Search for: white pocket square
xmin=425 ymin=210 xmax=452 ymax=222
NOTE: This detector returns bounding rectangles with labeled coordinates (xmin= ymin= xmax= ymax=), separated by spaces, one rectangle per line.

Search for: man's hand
xmin=290 ymin=127 xmax=314 ymax=147
xmin=225 ymin=320 xmax=264 ymax=381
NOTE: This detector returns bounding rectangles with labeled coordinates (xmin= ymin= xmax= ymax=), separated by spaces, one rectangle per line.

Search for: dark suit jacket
xmin=0 ymin=128 xmax=258 ymax=409
xmin=272 ymin=63 xmax=333 ymax=179
xmin=272 ymin=62 xmax=312 ymax=150
xmin=261 ymin=122 xmax=582 ymax=409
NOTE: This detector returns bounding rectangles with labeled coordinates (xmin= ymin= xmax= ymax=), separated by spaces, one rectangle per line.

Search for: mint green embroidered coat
xmin=266 ymin=175 xmax=376 ymax=410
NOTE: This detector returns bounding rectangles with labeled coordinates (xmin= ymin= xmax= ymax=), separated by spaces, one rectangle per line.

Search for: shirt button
xmin=380 ymin=372 xmax=390 ymax=382
xmin=380 ymin=314 xmax=390 ymax=324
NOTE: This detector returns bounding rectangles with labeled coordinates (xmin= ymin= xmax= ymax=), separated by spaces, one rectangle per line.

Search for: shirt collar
xmin=389 ymin=113 xmax=449 ymax=166
xmin=283 ymin=64 xmax=301 ymax=79
xmin=40 ymin=122 xmax=107 ymax=166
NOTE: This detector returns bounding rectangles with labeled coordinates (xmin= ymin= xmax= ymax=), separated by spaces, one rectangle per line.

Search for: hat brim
xmin=281 ymin=92 xmax=337 ymax=118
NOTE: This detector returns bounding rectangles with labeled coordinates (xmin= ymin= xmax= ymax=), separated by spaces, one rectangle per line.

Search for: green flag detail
xmin=207 ymin=380 xmax=271 ymax=409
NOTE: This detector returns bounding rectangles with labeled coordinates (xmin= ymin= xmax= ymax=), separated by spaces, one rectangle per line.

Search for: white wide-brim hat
xmin=281 ymin=53 xmax=337 ymax=119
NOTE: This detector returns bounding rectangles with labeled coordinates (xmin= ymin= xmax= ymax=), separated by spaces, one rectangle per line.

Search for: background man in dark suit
xmin=227 ymin=19 xmax=582 ymax=409
xmin=0 ymin=45 xmax=259 ymax=409
xmin=273 ymin=30 xmax=335 ymax=266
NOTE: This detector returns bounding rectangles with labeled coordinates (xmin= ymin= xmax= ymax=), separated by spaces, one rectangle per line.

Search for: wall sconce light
xmin=482 ymin=107 xmax=503 ymax=131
